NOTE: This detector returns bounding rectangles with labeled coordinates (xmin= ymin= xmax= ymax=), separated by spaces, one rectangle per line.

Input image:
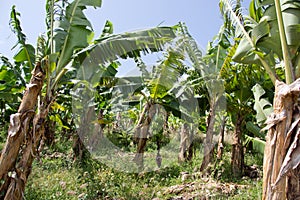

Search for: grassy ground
xmin=24 ymin=141 xmax=263 ymax=200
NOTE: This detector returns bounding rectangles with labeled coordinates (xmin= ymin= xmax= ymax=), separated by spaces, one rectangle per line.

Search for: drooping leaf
xmin=274 ymin=129 xmax=300 ymax=186
xmin=149 ymin=51 xmax=183 ymax=99
xmin=175 ymin=23 xmax=204 ymax=73
xmin=246 ymin=121 xmax=265 ymax=138
xmin=282 ymin=2 xmax=300 ymax=48
xmin=252 ymin=83 xmax=273 ymax=126
xmin=245 ymin=135 xmax=265 ymax=154
xmin=9 ymin=5 xmax=26 ymax=48
xmin=9 ymin=6 xmax=35 ymax=71
xmin=252 ymin=19 xmax=270 ymax=45
xmin=74 ymin=26 xmax=177 ymax=85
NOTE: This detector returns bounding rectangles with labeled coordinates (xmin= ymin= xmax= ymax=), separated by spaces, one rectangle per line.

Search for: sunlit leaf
xmin=13 ymin=44 xmax=35 ymax=63
xmin=252 ymin=83 xmax=273 ymax=126
xmin=252 ymin=19 xmax=270 ymax=45
xmin=54 ymin=0 xmax=102 ymax=74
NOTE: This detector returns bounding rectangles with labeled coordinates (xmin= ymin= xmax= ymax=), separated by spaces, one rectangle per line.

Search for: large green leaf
xmin=74 ymin=26 xmax=177 ymax=83
xmin=246 ymin=121 xmax=265 ymax=138
xmin=10 ymin=6 xmax=35 ymax=71
xmin=9 ymin=5 xmax=26 ymax=48
xmin=252 ymin=19 xmax=270 ymax=45
xmin=283 ymin=9 xmax=300 ymax=49
xmin=0 ymin=70 xmax=8 ymax=81
xmin=232 ymin=15 xmax=281 ymax=64
xmin=149 ymin=51 xmax=183 ymax=100
xmin=54 ymin=0 xmax=102 ymax=73
xmin=252 ymin=83 xmax=273 ymax=126
xmin=233 ymin=0 xmax=300 ymax=64
xmin=245 ymin=135 xmax=265 ymax=154
xmin=13 ymin=44 xmax=35 ymax=63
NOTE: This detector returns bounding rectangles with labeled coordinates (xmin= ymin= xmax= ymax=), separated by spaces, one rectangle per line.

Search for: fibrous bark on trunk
xmin=217 ymin=116 xmax=226 ymax=160
xmin=0 ymin=63 xmax=46 ymax=199
xmin=178 ymin=123 xmax=189 ymax=163
xmin=263 ymin=79 xmax=300 ymax=200
xmin=231 ymin=113 xmax=244 ymax=178
xmin=200 ymin=103 xmax=217 ymax=173
xmin=133 ymin=103 xmax=151 ymax=171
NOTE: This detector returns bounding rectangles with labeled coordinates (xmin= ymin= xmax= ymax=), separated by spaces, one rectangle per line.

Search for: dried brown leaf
xmin=273 ymin=129 xmax=300 ymax=187
xmin=8 ymin=113 xmax=22 ymax=137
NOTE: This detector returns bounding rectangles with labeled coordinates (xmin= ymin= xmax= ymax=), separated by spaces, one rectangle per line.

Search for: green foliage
xmin=229 ymin=0 xmax=300 ymax=83
xmin=251 ymin=83 xmax=273 ymax=126
xmin=10 ymin=6 xmax=35 ymax=81
xmin=99 ymin=20 xmax=114 ymax=38
xmin=232 ymin=10 xmax=281 ymax=65
xmin=0 ymin=55 xmax=24 ymax=130
xmin=75 ymin=26 xmax=177 ymax=72
xmin=53 ymin=0 xmax=102 ymax=73
xmin=9 ymin=5 xmax=27 ymax=46
xmin=245 ymin=135 xmax=265 ymax=154
xmin=246 ymin=121 xmax=265 ymax=138
xmin=25 ymin=140 xmax=263 ymax=200
xmin=149 ymin=51 xmax=183 ymax=100
xmin=0 ymin=0 xmax=273 ymax=199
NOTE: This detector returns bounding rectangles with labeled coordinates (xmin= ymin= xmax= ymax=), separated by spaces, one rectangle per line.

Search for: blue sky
xmin=0 ymin=0 xmax=250 ymax=59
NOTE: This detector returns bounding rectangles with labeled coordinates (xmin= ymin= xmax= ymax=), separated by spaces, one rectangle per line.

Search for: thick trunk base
xmin=0 ymin=63 xmax=46 ymax=199
xmin=263 ymin=79 xmax=300 ymax=200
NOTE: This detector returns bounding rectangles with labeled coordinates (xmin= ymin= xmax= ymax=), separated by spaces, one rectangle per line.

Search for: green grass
xmin=24 ymin=142 xmax=263 ymax=200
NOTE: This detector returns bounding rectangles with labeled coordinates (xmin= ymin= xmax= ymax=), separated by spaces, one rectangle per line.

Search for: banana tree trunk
xmin=200 ymin=102 xmax=217 ymax=173
xmin=73 ymin=106 xmax=99 ymax=161
xmin=217 ymin=116 xmax=226 ymax=160
xmin=231 ymin=112 xmax=244 ymax=178
xmin=133 ymin=103 xmax=151 ymax=171
xmin=178 ymin=123 xmax=189 ymax=163
xmin=134 ymin=125 xmax=149 ymax=171
xmin=0 ymin=63 xmax=46 ymax=199
xmin=263 ymin=79 xmax=300 ymax=200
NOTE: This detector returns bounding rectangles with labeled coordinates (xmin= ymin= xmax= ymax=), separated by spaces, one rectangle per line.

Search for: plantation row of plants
xmin=0 ymin=0 xmax=299 ymax=199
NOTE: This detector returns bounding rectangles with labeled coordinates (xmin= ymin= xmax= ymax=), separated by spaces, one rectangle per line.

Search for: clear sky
xmin=0 ymin=0 xmax=251 ymax=59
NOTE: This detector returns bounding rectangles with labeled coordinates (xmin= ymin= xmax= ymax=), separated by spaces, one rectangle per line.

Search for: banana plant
xmin=220 ymin=0 xmax=300 ymax=199
xmin=0 ymin=0 xmax=180 ymax=198
xmin=85 ymin=23 xmax=206 ymax=171
xmin=103 ymin=45 xmax=197 ymax=170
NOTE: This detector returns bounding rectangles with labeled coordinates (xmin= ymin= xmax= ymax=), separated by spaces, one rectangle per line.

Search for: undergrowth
xmin=24 ymin=141 xmax=263 ymax=200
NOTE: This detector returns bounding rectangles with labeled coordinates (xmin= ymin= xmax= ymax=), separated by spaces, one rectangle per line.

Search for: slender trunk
xmin=73 ymin=108 xmax=103 ymax=161
xmin=200 ymin=102 xmax=217 ymax=173
xmin=133 ymin=103 xmax=152 ymax=171
xmin=187 ymin=129 xmax=194 ymax=161
xmin=213 ymin=116 xmax=226 ymax=179
xmin=217 ymin=116 xmax=226 ymax=160
xmin=0 ymin=63 xmax=46 ymax=199
xmin=114 ymin=112 xmax=121 ymax=131
xmin=263 ymin=79 xmax=300 ymax=200
xmin=44 ymin=119 xmax=55 ymax=146
xmin=178 ymin=123 xmax=189 ymax=163
xmin=72 ymin=134 xmax=88 ymax=161
xmin=134 ymin=125 xmax=149 ymax=171
xmin=231 ymin=112 xmax=244 ymax=178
